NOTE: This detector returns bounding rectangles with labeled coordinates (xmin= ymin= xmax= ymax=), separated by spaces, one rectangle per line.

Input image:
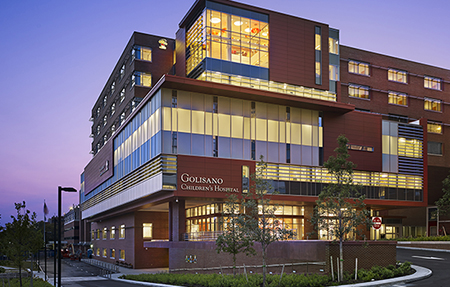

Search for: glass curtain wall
xmin=186 ymin=8 xmax=269 ymax=75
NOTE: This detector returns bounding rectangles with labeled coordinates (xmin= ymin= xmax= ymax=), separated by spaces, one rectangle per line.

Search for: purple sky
xmin=1 ymin=0 xmax=449 ymax=225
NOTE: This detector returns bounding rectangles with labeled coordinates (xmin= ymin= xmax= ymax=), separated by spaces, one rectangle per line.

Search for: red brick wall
xmin=323 ymin=111 xmax=382 ymax=172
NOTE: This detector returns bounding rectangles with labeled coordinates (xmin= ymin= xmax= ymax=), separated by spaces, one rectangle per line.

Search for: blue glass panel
xmin=162 ymin=131 xmax=172 ymax=154
xmin=192 ymin=134 xmax=205 ymax=156
xmin=178 ymin=132 xmax=191 ymax=155
xmin=256 ymin=141 xmax=267 ymax=160
xmin=231 ymin=138 xmax=243 ymax=159
xmin=218 ymin=137 xmax=231 ymax=158
xmin=267 ymin=142 xmax=279 ymax=163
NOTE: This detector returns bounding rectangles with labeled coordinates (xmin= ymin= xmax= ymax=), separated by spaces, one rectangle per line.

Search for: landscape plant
xmin=309 ymin=135 xmax=372 ymax=282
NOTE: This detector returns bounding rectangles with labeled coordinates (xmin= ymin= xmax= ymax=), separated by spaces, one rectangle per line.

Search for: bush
xmin=119 ymin=262 xmax=413 ymax=287
xmin=0 ymin=278 xmax=52 ymax=287
xmin=396 ymin=235 xmax=450 ymax=241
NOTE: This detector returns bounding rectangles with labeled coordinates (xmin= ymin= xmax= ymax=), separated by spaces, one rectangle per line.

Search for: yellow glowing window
xmin=424 ymin=76 xmax=441 ymax=90
xmin=349 ymin=84 xmax=369 ymax=99
xmin=110 ymin=249 xmax=115 ymax=258
xmin=119 ymin=249 xmax=125 ymax=260
xmin=103 ymin=227 xmax=107 ymax=240
xmin=119 ymin=225 xmax=125 ymax=239
xmin=427 ymin=122 xmax=442 ymax=134
xmin=143 ymin=223 xmax=153 ymax=238
xmin=349 ymin=60 xmax=369 ymax=76
xmin=424 ymin=98 xmax=442 ymax=112
xmin=398 ymin=137 xmax=422 ymax=158
xmin=388 ymin=69 xmax=407 ymax=83
xmin=329 ymin=38 xmax=339 ymax=54
xmin=388 ymin=91 xmax=408 ymax=106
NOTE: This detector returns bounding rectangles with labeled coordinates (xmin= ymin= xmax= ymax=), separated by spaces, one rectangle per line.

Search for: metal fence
xmin=82 ymin=258 xmax=120 ymax=273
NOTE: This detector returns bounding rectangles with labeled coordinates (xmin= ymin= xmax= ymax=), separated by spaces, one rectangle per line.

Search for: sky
xmin=1 ymin=0 xmax=449 ymax=225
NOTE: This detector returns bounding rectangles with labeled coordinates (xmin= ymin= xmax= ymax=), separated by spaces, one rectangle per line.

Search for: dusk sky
xmin=1 ymin=0 xmax=449 ymax=225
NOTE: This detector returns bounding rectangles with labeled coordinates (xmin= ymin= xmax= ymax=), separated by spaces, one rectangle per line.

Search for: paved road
xmin=396 ymin=247 xmax=450 ymax=287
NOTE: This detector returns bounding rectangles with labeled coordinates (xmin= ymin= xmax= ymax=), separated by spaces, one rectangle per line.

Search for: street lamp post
xmin=58 ymin=186 xmax=77 ymax=287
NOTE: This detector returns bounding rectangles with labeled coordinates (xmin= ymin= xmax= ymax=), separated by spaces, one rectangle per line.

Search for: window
xmin=111 ymin=124 xmax=116 ymax=135
xmin=120 ymin=88 xmax=125 ymax=104
xmin=96 ymin=229 xmax=100 ymax=240
xmin=110 ymin=226 xmax=115 ymax=239
xmin=91 ymin=230 xmax=95 ymax=240
xmin=388 ymin=68 xmax=407 ymax=83
xmin=103 ymin=95 xmax=107 ymax=107
xmin=143 ymin=223 xmax=153 ymax=238
xmin=286 ymin=143 xmax=291 ymax=163
xmin=110 ymin=248 xmax=115 ymax=259
xmin=132 ymin=46 xmax=152 ymax=62
xmin=119 ymin=224 xmax=125 ymax=239
xmin=110 ymin=81 xmax=115 ymax=95
xmin=103 ymin=227 xmax=107 ymax=240
xmin=186 ymin=9 xmax=269 ymax=75
xmin=172 ymin=132 xmax=177 ymax=154
xmin=96 ymin=248 xmax=100 ymax=256
xmin=103 ymin=134 xmax=107 ymax=143
xmin=172 ymin=90 xmax=177 ymax=108
xmin=102 ymin=248 xmax=107 ymax=258
xmin=213 ymin=136 xmax=218 ymax=157
xmin=111 ymin=103 xmax=115 ymax=116
xmin=119 ymin=249 xmax=125 ymax=261
xmin=428 ymin=122 xmax=442 ymax=134
xmin=329 ymin=64 xmax=339 ymax=81
xmin=120 ymin=64 xmax=125 ymax=80
xmin=131 ymin=72 xmax=152 ymax=87
xmin=428 ymin=141 xmax=443 ymax=155
xmin=329 ymin=37 xmax=339 ymax=54
xmin=121 ymin=112 xmax=126 ymax=125
xmin=348 ymin=84 xmax=369 ymax=99
xmin=103 ymin=115 xmax=107 ymax=126
xmin=251 ymin=140 xmax=256 ymax=160
xmin=388 ymin=91 xmax=408 ymax=106
xmin=97 ymin=125 xmax=100 ymax=135
xmin=213 ymin=96 xmax=218 ymax=113
xmin=96 ymin=107 xmax=101 ymax=118
xmin=348 ymin=60 xmax=369 ymax=76
xmin=315 ymin=26 xmax=322 ymax=85
xmin=242 ymin=166 xmax=249 ymax=193
xmin=424 ymin=76 xmax=441 ymax=90
xmin=424 ymin=97 xmax=442 ymax=112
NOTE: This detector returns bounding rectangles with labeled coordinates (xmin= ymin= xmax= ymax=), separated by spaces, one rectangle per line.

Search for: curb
xmin=110 ymin=265 xmax=432 ymax=287
xmin=397 ymin=245 xmax=450 ymax=253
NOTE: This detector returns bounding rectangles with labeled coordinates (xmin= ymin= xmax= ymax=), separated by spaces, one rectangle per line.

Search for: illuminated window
xmin=119 ymin=224 xmax=125 ymax=239
xmin=315 ymin=26 xmax=322 ymax=85
xmin=143 ymin=223 xmax=153 ymax=238
xmin=110 ymin=81 xmax=115 ymax=95
xmin=119 ymin=249 xmax=125 ymax=261
xmin=121 ymin=112 xmax=126 ymax=125
xmin=110 ymin=249 xmax=115 ymax=259
xmin=97 ymin=125 xmax=100 ymax=135
xmin=186 ymin=9 xmax=269 ymax=75
xmin=110 ymin=226 xmax=115 ymax=239
xmin=96 ymin=107 xmax=101 ymax=118
xmin=424 ymin=98 xmax=442 ymax=112
xmin=388 ymin=68 xmax=407 ymax=83
xmin=348 ymin=84 xmax=369 ymax=99
xmin=427 ymin=122 xmax=442 ymax=134
xmin=329 ymin=37 xmax=339 ymax=54
xmin=131 ymin=72 xmax=151 ymax=87
xmin=102 ymin=227 xmax=107 ymax=240
xmin=91 ymin=230 xmax=95 ymax=240
xmin=388 ymin=91 xmax=408 ymax=106
xmin=96 ymin=229 xmax=100 ymax=240
xmin=111 ymin=124 xmax=116 ymax=135
xmin=96 ymin=248 xmax=100 ymax=256
xmin=428 ymin=141 xmax=443 ymax=155
xmin=111 ymin=103 xmax=115 ymax=116
xmin=398 ymin=138 xmax=422 ymax=158
xmin=424 ymin=76 xmax=441 ymax=90
xmin=329 ymin=65 xmax=339 ymax=81
xmin=242 ymin=165 xmax=249 ymax=193
xmin=348 ymin=60 xmax=369 ymax=76
xmin=103 ymin=115 xmax=107 ymax=127
xmin=103 ymin=95 xmax=107 ymax=107
xmin=132 ymin=46 xmax=152 ymax=62
xmin=102 ymin=248 xmax=107 ymax=258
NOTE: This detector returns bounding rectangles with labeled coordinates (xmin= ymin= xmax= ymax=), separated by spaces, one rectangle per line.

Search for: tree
xmin=310 ymin=135 xmax=371 ymax=282
xmin=216 ymin=193 xmax=255 ymax=276
xmin=435 ymin=172 xmax=450 ymax=235
xmin=241 ymin=156 xmax=295 ymax=287
xmin=1 ymin=202 xmax=43 ymax=287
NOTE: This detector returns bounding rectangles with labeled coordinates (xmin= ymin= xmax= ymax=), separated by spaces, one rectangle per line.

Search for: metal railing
xmin=82 ymin=258 xmax=120 ymax=273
